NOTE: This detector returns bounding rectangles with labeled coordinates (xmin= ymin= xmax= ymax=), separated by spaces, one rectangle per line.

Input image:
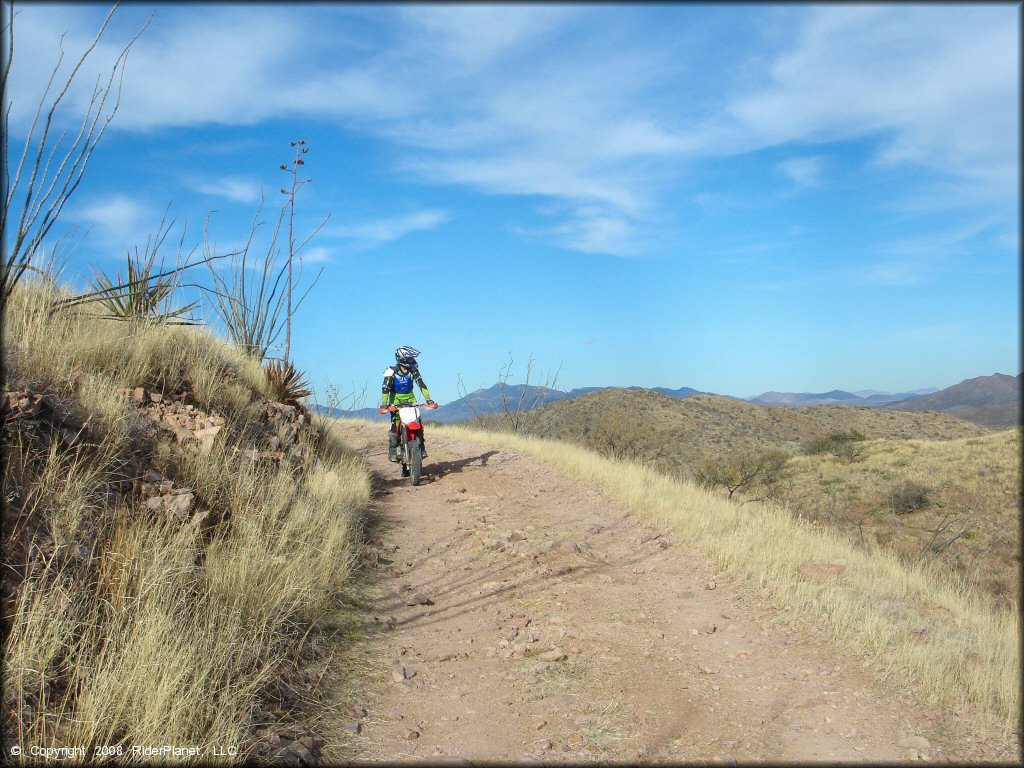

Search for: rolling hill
xmin=473 ymin=388 xmax=991 ymax=477
xmin=885 ymin=373 xmax=1021 ymax=428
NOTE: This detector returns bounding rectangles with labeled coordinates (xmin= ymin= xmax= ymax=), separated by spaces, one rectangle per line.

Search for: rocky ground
xmin=324 ymin=421 xmax=1017 ymax=764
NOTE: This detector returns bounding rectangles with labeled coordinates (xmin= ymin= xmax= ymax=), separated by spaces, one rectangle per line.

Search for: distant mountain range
xmin=317 ymin=372 xmax=1020 ymax=429
xmin=747 ymin=387 xmax=939 ymax=407
xmin=883 ymin=373 xmax=1021 ymax=428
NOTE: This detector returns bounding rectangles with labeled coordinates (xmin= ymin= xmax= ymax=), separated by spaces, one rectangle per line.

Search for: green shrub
xmin=804 ymin=429 xmax=867 ymax=462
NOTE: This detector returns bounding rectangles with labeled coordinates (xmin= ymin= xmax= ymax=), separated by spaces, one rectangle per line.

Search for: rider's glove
xmin=377 ymin=406 xmax=388 ymax=414
xmin=426 ymin=400 xmax=437 ymax=408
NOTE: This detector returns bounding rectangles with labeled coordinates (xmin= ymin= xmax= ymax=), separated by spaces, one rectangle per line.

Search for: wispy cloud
xmin=67 ymin=195 xmax=151 ymax=255
xmin=299 ymin=246 xmax=334 ymax=264
xmin=188 ymin=176 xmax=262 ymax=205
xmin=777 ymin=156 xmax=824 ymax=188
xmin=10 ymin=4 xmax=1017 ymax=258
xmin=329 ymin=210 xmax=451 ymax=246
xmin=726 ymin=6 xmax=1018 ymax=196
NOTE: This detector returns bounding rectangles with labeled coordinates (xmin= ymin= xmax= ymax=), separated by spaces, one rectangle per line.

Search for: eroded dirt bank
xmin=327 ymin=421 xmax=1010 ymax=763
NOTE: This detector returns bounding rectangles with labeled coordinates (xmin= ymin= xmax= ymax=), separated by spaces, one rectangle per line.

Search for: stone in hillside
xmin=193 ymin=425 xmax=222 ymax=456
xmin=537 ymin=649 xmax=566 ymax=662
xmin=554 ymin=540 xmax=580 ymax=555
xmin=165 ymin=492 xmax=195 ymax=520
xmin=132 ymin=387 xmax=146 ymax=403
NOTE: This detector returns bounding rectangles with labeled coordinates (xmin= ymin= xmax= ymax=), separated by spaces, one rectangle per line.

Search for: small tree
xmin=589 ymin=410 xmax=648 ymax=461
xmin=696 ymin=449 xmax=790 ymax=500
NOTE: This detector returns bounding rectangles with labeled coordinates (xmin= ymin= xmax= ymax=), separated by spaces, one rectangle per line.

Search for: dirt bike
xmin=386 ymin=402 xmax=438 ymax=486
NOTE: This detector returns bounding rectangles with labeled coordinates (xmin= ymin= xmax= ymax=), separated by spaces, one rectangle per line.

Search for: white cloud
xmin=400 ymin=5 xmax=574 ymax=69
xmin=727 ymin=6 xmax=1018 ymax=196
xmin=993 ymin=231 xmax=1018 ymax=251
xmin=77 ymin=196 xmax=143 ymax=231
xmin=189 ymin=177 xmax=262 ymax=205
xmin=9 ymin=4 xmax=1017 ymax=259
xmin=299 ymin=246 xmax=333 ymax=264
xmin=777 ymin=156 xmax=824 ymax=188
xmin=68 ymin=195 xmax=149 ymax=253
xmin=329 ymin=210 xmax=451 ymax=245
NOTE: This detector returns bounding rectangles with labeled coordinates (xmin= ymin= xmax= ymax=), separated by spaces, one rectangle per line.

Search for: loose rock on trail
xmin=326 ymin=421 xmax=980 ymax=763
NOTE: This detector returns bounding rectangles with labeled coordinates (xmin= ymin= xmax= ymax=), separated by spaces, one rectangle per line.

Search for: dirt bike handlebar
xmin=380 ymin=402 xmax=439 ymax=413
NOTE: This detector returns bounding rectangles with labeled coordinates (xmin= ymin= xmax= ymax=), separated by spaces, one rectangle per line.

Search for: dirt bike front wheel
xmin=408 ymin=437 xmax=422 ymax=486
xmin=400 ymin=431 xmax=410 ymax=477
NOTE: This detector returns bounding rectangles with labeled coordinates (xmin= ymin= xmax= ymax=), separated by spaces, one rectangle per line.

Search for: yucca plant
xmin=48 ymin=214 xmax=225 ymax=323
xmin=264 ymin=359 xmax=312 ymax=405
xmin=88 ymin=255 xmax=198 ymax=326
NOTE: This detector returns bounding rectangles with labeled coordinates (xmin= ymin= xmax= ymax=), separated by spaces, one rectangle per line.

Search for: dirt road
xmin=329 ymin=421 xmax=975 ymax=763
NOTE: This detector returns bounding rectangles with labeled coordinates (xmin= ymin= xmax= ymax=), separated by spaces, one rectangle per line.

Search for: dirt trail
xmin=330 ymin=422 xmax=969 ymax=763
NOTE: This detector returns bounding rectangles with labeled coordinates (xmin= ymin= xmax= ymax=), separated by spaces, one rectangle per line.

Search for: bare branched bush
xmin=1 ymin=2 xmax=150 ymax=305
xmin=203 ymin=203 xmax=289 ymax=359
xmin=589 ymin=410 xmax=649 ymax=461
xmin=457 ymin=353 xmax=562 ymax=433
xmin=695 ymin=448 xmax=790 ymax=500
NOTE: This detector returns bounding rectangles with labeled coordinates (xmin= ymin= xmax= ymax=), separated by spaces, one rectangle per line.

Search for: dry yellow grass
xmin=772 ymin=429 xmax=1021 ymax=608
xmin=439 ymin=424 xmax=1020 ymax=736
xmin=3 ymin=279 xmax=371 ymax=759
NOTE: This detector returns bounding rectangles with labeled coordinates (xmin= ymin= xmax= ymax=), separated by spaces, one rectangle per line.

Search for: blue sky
xmin=5 ymin=3 xmax=1019 ymax=405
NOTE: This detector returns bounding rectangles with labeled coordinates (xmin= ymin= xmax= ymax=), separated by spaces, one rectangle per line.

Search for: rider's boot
xmin=421 ymin=436 xmax=427 ymax=458
xmin=387 ymin=432 xmax=399 ymax=462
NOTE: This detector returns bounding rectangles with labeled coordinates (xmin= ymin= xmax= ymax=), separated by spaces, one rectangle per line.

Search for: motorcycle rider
xmin=378 ymin=346 xmax=437 ymax=462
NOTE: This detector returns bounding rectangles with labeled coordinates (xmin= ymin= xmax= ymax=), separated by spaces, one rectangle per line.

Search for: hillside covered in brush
xmin=471 ymin=387 xmax=1018 ymax=608
xmin=2 ymin=281 xmax=370 ymax=760
xmin=476 ymin=388 xmax=991 ymax=474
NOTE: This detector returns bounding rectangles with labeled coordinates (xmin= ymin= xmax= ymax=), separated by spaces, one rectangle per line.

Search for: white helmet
xmin=395 ymin=346 xmax=420 ymax=369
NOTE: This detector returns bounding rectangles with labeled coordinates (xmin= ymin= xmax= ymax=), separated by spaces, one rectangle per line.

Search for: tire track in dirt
xmin=332 ymin=421 xmax=955 ymax=763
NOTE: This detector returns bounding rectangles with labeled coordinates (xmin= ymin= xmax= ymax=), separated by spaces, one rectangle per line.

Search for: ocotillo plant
xmin=278 ymin=140 xmax=328 ymax=365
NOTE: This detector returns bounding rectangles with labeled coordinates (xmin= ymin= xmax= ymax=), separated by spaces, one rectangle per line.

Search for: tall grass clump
xmin=3 ymin=278 xmax=371 ymax=758
xmin=440 ymin=424 xmax=1020 ymax=737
